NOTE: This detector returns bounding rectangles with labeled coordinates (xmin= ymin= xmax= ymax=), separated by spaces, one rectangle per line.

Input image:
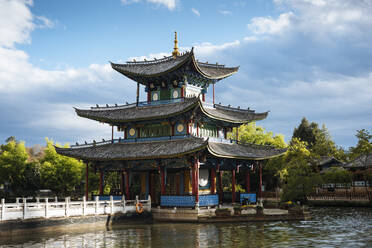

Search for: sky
xmin=0 ymin=0 xmax=371 ymax=149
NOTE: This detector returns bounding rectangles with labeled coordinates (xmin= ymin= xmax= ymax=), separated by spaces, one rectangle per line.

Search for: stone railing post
xmin=55 ymin=196 xmax=58 ymax=203
xmin=65 ymin=197 xmax=69 ymax=217
xmin=83 ymin=196 xmax=86 ymax=216
xmin=36 ymin=197 xmax=40 ymax=208
xmin=110 ymin=195 xmax=114 ymax=214
xmin=95 ymin=196 xmax=99 ymax=215
xmin=45 ymin=198 xmax=49 ymax=219
xmin=136 ymin=195 xmax=139 ymax=205
xmin=23 ymin=197 xmax=27 ymax=219
xmin=122 ymin=195 xmax=126 ymax=214
xmin=1 ymin=199 xmax=5 ymax=221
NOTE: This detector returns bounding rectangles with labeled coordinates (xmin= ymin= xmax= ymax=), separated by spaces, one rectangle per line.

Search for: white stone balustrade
xmin=0 ymin=195 xmax=151 ymax=221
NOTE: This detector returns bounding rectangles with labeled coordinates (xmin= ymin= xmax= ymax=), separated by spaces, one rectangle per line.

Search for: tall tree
xmin=292 ymin=118 xmax=341 ymax=159
xmin=0 ymin=140 xmax=29 ymax=195
xmin=39 ymin=139 xmax=85 ymax=197
xmin=349 ymin=129 xmax=372 ymax=159
xmin=231 ymin=122 xmax=287 ymax=148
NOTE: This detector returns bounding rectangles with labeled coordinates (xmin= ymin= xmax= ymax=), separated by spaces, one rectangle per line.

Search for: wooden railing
xmin=0 ymin=195 xmax=151 ymax=222
xmin=307 ymin=192 xmax=372 ymax=202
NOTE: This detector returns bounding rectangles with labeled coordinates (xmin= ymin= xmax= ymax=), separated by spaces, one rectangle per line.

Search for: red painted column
xmin=245 ymin=170 xmax=250 ymax=193
xmin=196 ymin=123 xmax=199 ymax=136
xmin=181 ymin=87 xmax=184 ymax=98
xmin=202 ymin=93 xmax=205 ymax=102
xmin=85 ymin=163 xmax=89 ymax=200
xmin=160 ymin=167 xmax=165 ymax=195
xmin=259 ymin=163 xmax=263 ymax=200
xmin=194 ymin=157 xmax=199 ymax=204
xmin=99 ymin=170 xmax=103 ymax=195
xmin=211 ymin=168 xmax=216 ymax=194
xmin=232 ymin=169 xmax=236 ymax=203
xmin=121 ymin=170 xmax=124 ymax=195
xmin=147 ymin=91 xmax=151 ymax=102
xmin=218 ymin=170 xmax=223 ymax=203
xmin=171 ymin=124 xmax=175 ymax=136
xmin=125 ymin=170 xmax=130 ymax=200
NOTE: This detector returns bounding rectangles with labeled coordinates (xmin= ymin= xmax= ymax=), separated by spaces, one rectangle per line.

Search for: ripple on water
xmin=0 ymin=207 xmax=372 ymax=248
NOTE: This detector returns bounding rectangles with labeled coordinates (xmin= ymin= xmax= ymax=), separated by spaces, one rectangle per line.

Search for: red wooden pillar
xmin=218 ymin=170 xmax=223 ymax=203
xmin=160 ymin=167 xmax=165 ymax=195
xmin=232 ymin=169 xmax=236 ymax=203
xmin=245 ymin=170 xmax=250 ymax=193
xmin=181 ymin=87 xmax=184 ymax=98
xmin=125 ymin=170 xmax=130 ymax=200
xmin=120 ymin=170 xmax=124 ymax=195
xmin=99 ymin=170 xmax=103 ymax=195
xmin=210 ymin=168 xmax=216 ymax=194
xmin=259 ymin=163 xmax=263 ymax=199
xmin=147 ymin=91 xmax=151 ymax=102
xmin=85 ymin=163 xmax=89 ymax=200
xmin=196 ymin=123 xmax=199 ymax=136
xmin=202 ymin=93 xmax=205 ymax=102
xmin=194 ymin=156 xmax=199 ymax=204
xmin=191 ymin=165 xmax=195 ymax=195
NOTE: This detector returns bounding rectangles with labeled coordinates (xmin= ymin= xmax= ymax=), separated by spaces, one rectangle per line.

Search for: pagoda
xmin=56 ymin=32 xmax=286 ymax=208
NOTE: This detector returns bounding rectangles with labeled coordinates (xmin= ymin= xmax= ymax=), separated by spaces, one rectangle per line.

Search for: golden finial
xmin=172 ymin=31 xmax=180 ymax=58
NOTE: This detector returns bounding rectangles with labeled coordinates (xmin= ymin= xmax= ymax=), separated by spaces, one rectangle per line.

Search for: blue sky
xmin=0 ymin=0 xmax=371 ymax=149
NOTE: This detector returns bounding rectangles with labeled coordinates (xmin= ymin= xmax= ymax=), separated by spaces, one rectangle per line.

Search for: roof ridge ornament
xmin=172 ymin=31 xmax=180 ymax=58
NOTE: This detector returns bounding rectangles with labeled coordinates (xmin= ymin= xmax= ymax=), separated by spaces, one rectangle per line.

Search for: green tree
xmin=39 ymin=139 xmax=85 ymax=197
xmin=322 ymin=167 xmax=352 ymax=184
xmin=349 ymin=129 xmax=372 ymax=159
xmin=0 ymin=140 xmax=29 ymax=195
xmin=292 ymin=118 xmax=341 ymax=159
xmin=281 ymin=138 xmax=321 ymax=203
xmin=230 ymin=122 xmax=287 ymax=148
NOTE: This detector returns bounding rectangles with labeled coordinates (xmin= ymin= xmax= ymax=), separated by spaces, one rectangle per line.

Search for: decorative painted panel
xmin=175 ymin=122 xmax=187 ymax=135
xmin=199 ymin=194 xmax=219 ymax=207
xmin=160 ymin=195 xmax=195 ymax=207
xmin=240 ymin=193 xmax=256 ymax=204
xmin=151 ymin=91 xmax=160 ymax=101
xmin=126 ymin=126 xmax=137 ymax=139
xmin=171 ymin=88 xmax=181 ymax=99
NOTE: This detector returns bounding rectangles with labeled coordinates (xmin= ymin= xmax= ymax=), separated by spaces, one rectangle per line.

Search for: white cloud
xmin=247 ymin=12 xmax=294 ymax=35
xmin=191 ymin=8 xmax=200 ymax=17
xmin=218 ymin=10 xmax=232 ymax=16
xmin=35 ymin=16 xmax=54 ymax=29
xmin=147 ymin=0 xmax=177 ymax=10
xmin=194 ymin=40 xmax=240 ymax=56
xmin=121 ymin=0 xmax=140 ymax=4
xmin=127 ymin=52 xmax=171 ymax=62
xmin=29 ymin=103 xmax=112 ymax=144
xmin=123 ymin=0 xmax=177 ymax=10
xmin=0 ymin=0 xmax=34 ymax=47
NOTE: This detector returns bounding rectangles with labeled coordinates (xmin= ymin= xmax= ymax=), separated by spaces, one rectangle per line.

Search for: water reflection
xmin=0 ymin=207 xmax=371 ymax=248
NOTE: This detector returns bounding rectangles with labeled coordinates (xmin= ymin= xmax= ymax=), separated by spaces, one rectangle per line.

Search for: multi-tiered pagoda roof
xmin=111 ymin=49 xmax=239 ymax=86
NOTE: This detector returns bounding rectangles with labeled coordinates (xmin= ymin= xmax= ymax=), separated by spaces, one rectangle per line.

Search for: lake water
xmin=0 ymin=207 xmax=371 ymax=247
